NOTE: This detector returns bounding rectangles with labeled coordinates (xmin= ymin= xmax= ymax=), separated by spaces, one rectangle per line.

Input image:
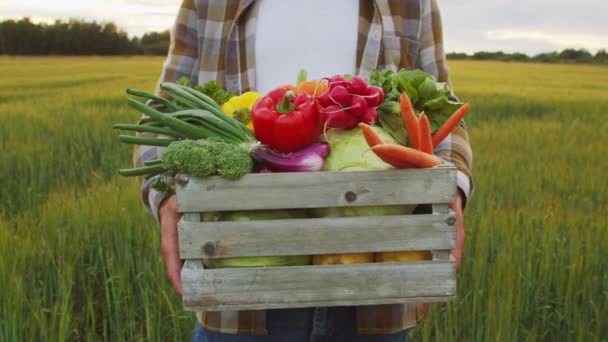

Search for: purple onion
xmin=252 ymin=144 xmax=329 ymax=172
xmin=293 ymin=143 xmax=330 ymax=158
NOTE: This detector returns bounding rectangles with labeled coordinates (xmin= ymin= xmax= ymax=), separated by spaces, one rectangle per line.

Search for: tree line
xmin=447 ymin=49 xmax=608 ymax=64
xmin=2 ymin=18 xmax=607 ymax=64
xmin=0 ymin=18 xmax=169 ymax=55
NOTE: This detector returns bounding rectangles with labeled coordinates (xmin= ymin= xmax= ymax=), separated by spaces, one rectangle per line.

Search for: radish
xmin=323 ymin=105 xmax=358 ymax=129
xmin=348 ymin=95 xmax=368 ymax=117
xmin=365 ymin=86 xmax=384 ymax=107
xmin=318 ymin=91 xmax=332 ymax=107
xmin=361 ymin=107 xmax=378 ymax=125
xmin=350 ymin=76 xmax=369 ymax=95
xmin=321 ymin=104 xmax=342 ymax=119
xmin=328 ymin=75 xmax=348 ymax=88
xmin=329 ymin=86 xmax=349 ymax=105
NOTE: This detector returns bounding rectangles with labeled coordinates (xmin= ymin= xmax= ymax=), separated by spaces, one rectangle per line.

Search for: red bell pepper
xmin=252 ymin=87 xmax=322 ymax=153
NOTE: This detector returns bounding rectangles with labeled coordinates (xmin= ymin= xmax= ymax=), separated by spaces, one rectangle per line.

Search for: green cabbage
xmin=315 ymin=128 xmax=416 ymax=217
xmin=202 ymin=210 xmax=311 ymax=268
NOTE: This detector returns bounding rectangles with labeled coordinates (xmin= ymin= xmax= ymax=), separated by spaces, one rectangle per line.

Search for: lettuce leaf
xmin=369 ymin=68 xmax=465 ymax=133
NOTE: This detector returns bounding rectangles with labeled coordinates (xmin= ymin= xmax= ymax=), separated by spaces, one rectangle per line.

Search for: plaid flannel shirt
xmin=133 ymin=0 xmax=473 ymax=336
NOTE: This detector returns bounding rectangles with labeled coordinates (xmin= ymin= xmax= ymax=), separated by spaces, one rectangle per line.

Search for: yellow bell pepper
xmin=221 ymin=91 xmax=262 ymax=132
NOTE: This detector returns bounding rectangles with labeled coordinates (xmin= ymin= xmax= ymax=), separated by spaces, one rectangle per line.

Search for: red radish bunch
xmin=318 ymin=75 xmax=384 ymax=129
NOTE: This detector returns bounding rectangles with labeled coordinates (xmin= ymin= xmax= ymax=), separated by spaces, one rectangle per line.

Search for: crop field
xmin=0 ymin=57 xmax=606 ymax=341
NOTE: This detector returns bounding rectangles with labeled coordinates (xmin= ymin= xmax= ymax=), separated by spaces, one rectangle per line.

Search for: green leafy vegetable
xmin=369 ymin=68 xmax=465 ymax=132
xmin=376 ymin=101 xmax=408 ymax=145
xmin=322 ymin=128 xmax=396 ymax=171
xmin=176 ymin=76 xmax=235 ymax=106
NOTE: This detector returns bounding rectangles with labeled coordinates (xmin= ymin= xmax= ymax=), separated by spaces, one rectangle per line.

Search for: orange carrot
xmin=432 ymin=103 xmax=470 ymax=147
xmin=374 ymin=153 xmax=415 ymax=169
xmin=371 ymin=144 xmax=442 ymax=169
xmin=358 ymin=123 xmax=384 ymax=147
xmin=399 ymin=93 xmax=420 ymax=150
xmin=296 ymin=80 xmax=329 ymax=97
xmin=418 ymin=113 xmax=433 ymax=154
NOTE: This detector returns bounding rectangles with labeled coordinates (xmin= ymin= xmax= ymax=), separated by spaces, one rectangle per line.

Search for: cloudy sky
xmin=1 ymin=0 xmax=606 ymax=55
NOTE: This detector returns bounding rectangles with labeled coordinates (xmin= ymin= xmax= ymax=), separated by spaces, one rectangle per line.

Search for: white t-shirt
xmin=254 ymin=0 xmax=359 ymax=94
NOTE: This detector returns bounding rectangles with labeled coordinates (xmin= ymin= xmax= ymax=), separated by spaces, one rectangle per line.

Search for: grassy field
xmin=0 ymin=57 xmax=606 ymax=341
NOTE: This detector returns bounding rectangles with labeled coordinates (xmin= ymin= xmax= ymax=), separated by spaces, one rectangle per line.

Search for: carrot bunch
xmin=360 ymin=92 xmax=470 ymax=169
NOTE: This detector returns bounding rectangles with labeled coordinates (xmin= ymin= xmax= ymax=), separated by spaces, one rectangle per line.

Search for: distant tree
xmin=0 ymin=18 xmax=150 ymax=55
xmin=559 ymin=48 xmax=593 ymax=62
xmin=472 ymin=51 xmax=509 ymax=61
xmin=140 ymin=30 xmax=170 ymax=55
xmin=594 ymin=49 xmax=608 ymax=63
xmin=532 ymin=52 xmax=560 ymax=63
xmin=510 ymin=52 xmax=530 ymax=62
xmin=446 ymin=52 xmax=469 ymax=60
xmin=0 ymin=18 xmax=46 ymax=54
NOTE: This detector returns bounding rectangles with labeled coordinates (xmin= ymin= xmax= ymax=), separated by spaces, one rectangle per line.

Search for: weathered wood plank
xmin=184 ymin=295 xmax=456 ymax=312
xmin=176 ymin=166 xmax=456 ymax=212
xmin=181 ymin=260 xmax=456 ymax=311
xmin=431 ymin=204 xmax=453 ymax=261
xmin=183 ymin=213 xmax=201 ymax=222
xmin=432 ymin=251 xmax=451 ymax=261
xmin=179 ymin=214 xmax=456 ymax=259
xmin=432 ymin=204 xmax=450 ymax=214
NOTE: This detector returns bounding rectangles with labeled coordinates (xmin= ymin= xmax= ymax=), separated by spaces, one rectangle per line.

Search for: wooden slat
xmin=184 ymin=295 xmax=456 ymax=312
xmin=179 ymin=213 xmax=456 ymax=259
xmin=432 ymin=204 xmax=450 ymax=214
xmin=183 ymin=213 xmax=201 ymax=222
xmin=181 ymin=260 xmax=456 ymax=311
xmin=432 ymin=204 xmax=452 ymax=261
xmin=176 ymin=166 xmax=456 ymax=212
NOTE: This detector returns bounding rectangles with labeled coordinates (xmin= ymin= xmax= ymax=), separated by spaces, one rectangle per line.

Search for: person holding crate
xmin=135 ymin=0 xmax=473 ymax=341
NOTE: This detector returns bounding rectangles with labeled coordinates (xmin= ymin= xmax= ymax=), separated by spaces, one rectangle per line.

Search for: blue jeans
xmin=192 ymin=307 xmax=409 ymax=342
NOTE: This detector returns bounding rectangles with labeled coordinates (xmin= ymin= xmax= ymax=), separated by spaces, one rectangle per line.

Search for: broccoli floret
xmin=160 ymin=139 xmax=252 ymax=180
xmin=161 ymin=139 xmax=216 ymax=177
xmin=210 ymin=142 xmax=253 ymax=180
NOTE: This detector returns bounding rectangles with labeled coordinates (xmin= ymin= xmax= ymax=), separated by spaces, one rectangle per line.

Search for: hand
xmin=159 ymin=195 xmax=184 ymax=295
xmin=449 ymin=192 xmax=465 ymax=272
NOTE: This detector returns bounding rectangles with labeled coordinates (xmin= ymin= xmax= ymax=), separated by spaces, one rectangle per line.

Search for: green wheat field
xmin=0 ymin=57 xmax=606 ymax=341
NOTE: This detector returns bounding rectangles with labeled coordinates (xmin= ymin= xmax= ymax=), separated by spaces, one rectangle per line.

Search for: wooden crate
xmin=176 ymin=165 xmax=457 ymax=311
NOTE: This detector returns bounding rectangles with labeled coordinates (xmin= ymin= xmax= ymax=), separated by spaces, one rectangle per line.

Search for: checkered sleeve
xmin=133 ymin=0 xmax=200 ymax=222
xmin=416 ymin=0 xmax=474 ymax=207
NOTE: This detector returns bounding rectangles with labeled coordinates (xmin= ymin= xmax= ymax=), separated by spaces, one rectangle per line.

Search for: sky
xmin=1 ymin=0 xmax=606 ymax=55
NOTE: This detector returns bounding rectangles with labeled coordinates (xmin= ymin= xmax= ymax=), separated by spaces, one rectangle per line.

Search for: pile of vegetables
xmin=114 ymin=69 xmax=470 ymax=268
